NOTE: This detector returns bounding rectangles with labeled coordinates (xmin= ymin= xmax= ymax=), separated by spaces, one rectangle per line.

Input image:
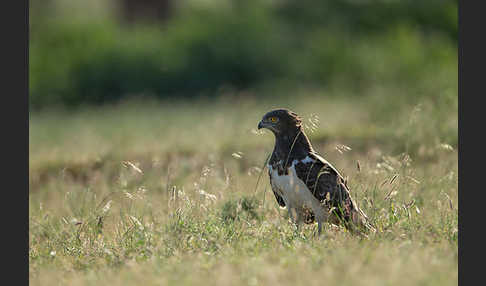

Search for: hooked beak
xmin=258 ymin=120 xmax=265 ymax=130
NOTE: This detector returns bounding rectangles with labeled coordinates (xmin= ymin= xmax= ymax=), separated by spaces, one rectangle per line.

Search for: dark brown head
xmin=257 ymin=109 xmax=303 ymax=135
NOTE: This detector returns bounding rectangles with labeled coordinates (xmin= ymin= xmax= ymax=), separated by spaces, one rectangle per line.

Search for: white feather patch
xmin=268 ymin=158 xmax=323 ymax=217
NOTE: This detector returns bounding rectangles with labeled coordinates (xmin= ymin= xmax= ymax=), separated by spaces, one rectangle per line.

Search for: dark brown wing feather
xmin=294 ymin=153 xmax=374 ymax=232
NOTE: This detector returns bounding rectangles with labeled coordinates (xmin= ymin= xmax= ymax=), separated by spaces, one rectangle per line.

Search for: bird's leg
xmin=288 ymin=206 xmax=302 ymax=234
xmin=295 ymin=210 xmax=303 ymax=231
xmin=287 ymin=206 xmax=295 ymax=224
xmin=309 ymin=202 xmax=325 ymax=238
xmin=312 ymin=217 xmax=327 ymax=239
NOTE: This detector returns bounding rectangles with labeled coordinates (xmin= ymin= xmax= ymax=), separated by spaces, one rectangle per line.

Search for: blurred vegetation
xmin=29 ymin=0 xmax=457 ymax=109
xmin=30 ymin=2 xmax=458 ymax=283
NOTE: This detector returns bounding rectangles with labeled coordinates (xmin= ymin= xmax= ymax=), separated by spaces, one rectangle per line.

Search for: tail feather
xmin=349 ymin=204 xmax=376 ymax=234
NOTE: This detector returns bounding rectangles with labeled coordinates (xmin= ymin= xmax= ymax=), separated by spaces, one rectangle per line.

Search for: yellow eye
xmin=268 ymin=117 xmax=278 ymax=123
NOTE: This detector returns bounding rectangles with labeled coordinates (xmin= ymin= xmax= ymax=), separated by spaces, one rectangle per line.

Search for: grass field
xmin=29 ymin=90 xmax=457 ymax=285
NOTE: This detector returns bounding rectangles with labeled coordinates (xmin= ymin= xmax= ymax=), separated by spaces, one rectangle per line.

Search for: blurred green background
xmin=29 ymin=0 xmax=457 ymax=109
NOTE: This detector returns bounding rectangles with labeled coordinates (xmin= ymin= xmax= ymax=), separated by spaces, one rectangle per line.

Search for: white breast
xmin=268 ymin=160 xmax=321 ymax=210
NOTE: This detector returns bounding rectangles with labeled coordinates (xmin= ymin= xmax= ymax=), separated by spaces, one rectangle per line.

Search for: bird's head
xmin=258 ymin=109 xmax=303 ymax=135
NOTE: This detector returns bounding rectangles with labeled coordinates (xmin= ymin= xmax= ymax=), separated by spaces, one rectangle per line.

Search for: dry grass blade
xmin=444 ymin=193 xmax=454 ymax=210
xmin=251 ymin=128 xmax=265 ymax=135
xmin=303 ymin=113 xmax=320 ymax=133
xmin=232 ymin=152 xmax=244 ymax=159
xmin=128 ymin=215 xmax=144 ymax=231
xmin=406 ymin=176 xmax=421 ymax=184
xmin=405 ymin=199 xmax=415 ymax=208
xmin=95 ymin=192 xmax=120 ymax=212
xmin=262 ymin=186 xmax=268 ymax=211
xmin=380 ymin=178 xmax=389 ymax=188
xmin=284 ymin=130 xmax=303 ymax=169
xmin=438 ymin=143 xmax=454 ymax=151
xmin=384 ymin=185 xmax=399 ymax=200
xmin=389 ymin=174 xmax=399 ymax=185
xmin=247 ymin=166 xmax=262 ymax=176
xmin=335 ymin=144 xmax=352 ymax=154
xmin=102 ymin=200 xmax=113 ymax=214
xmin=253 ymin=153 xmax=271 ymax=196
xmin=122 ymin=161 xmax=143 ymax=174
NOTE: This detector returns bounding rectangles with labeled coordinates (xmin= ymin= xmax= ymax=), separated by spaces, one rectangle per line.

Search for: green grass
xmin=29 ymin=91 xmax=457 ymax=285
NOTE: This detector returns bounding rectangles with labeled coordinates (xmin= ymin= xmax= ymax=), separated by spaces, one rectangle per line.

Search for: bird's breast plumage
xmin=268 ymin=157 xmax=322 ymax=210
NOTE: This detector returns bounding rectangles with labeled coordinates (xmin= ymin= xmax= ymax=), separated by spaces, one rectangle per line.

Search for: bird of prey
xmin=258 ymin=109 xmax=375 ymax=235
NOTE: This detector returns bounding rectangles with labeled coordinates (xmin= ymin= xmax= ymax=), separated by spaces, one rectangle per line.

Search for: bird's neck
xmin=271 ymin=128 xmax=314 ymax=166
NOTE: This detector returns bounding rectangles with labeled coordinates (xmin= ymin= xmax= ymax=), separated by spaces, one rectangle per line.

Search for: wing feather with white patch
xmin=293 ymin=153 xmax=361 ymax=224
